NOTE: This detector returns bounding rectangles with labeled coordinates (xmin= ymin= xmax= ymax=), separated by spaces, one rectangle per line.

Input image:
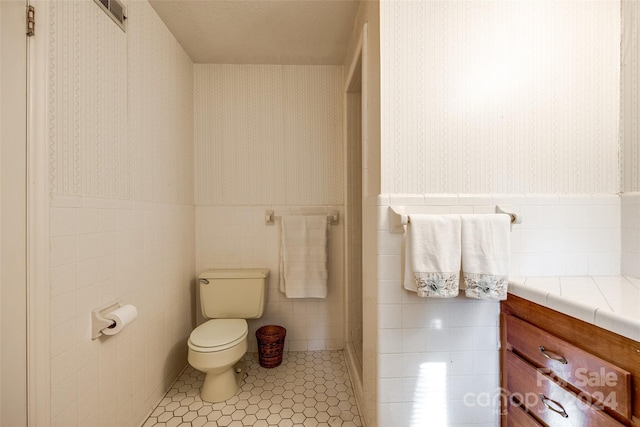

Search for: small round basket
xmin=255 ymin=325 xmax=286 ymax=368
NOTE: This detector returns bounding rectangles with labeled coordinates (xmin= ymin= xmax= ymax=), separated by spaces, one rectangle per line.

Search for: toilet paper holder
xmin=91 ymin=301 xmax=121 ymax=339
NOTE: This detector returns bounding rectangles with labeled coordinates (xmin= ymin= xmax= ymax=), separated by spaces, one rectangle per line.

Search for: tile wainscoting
xmin=371 ymin=193 xmax=621 ymax=426
xmin=195 ymin=205 xmax=345 ymax=353
xmin=49 ymin=194 xmax=195 ymax=427
xmin=622 ymin=192 xmax=640 ymax=278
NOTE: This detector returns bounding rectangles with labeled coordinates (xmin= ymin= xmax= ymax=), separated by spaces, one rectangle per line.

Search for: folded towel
xmin=279 ymin=215 xmax=328 ymax=298
xmin=403 ymin=214 xmax=461 ymax=298
xmin=461 ymin=214 xmax=510 ymax=300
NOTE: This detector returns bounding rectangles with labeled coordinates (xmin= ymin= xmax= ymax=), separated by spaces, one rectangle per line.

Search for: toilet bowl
xmin=187 ymin=318 xmax=249 ymax=403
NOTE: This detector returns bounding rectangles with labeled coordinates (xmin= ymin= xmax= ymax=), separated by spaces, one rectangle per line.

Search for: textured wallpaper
xmin=48 ymin=0 xmax=127 ymax=198
xmin=381 ymin=0 xmax=621 ymax=194
xmin=127 ymin=1 xmax=194 ymax=205
xmin=195 ymin=64 xmax=344 ymax=206
xmin=48 ymin=0 xmax=194 ymax=204
xmin=622 ymin=0 xmax=640 ymax=193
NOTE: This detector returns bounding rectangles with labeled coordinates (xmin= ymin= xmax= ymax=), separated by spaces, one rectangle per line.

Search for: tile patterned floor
xmin=143 ymin=351 xmax=363 ymax=427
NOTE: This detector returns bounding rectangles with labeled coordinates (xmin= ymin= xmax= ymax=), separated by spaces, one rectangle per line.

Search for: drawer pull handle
xmin=539 ymin=394 xmax=569 ymax=418
xmin=539 ymin=346 xmax=568 ymax=364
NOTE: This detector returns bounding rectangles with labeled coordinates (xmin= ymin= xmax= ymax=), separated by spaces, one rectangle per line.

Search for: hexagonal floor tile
xmin=142 ymin=351 xmax=362 ymax=427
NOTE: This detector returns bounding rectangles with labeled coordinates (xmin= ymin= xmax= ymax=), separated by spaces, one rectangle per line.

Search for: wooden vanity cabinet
xmin=507 ymin=397 xmax=544 ymax=427
xmin=501 ymin=295 xmax=640 ymax=427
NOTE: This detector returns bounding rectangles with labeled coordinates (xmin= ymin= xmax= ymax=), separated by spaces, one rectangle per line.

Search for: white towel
xmin=461 ymin=214 xmax=510 ymax=300
xmin=403 ymin=214 xmax=461 ymax=298
xmin=279 ymin=215 xmax=328 ymax=298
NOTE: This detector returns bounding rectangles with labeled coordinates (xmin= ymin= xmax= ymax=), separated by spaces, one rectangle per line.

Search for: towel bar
xmin=265 ymin=210 xmax=339 ymax=226
xmin=389 ymin=205 xmax=522 ymax=233
xmin=495 ymin=206 xmax=522 ymax=224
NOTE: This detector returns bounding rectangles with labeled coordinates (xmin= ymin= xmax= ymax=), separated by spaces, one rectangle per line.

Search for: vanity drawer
xmin=507 ymin=398 xmax=544 ymax=427
xmin=506 ymin=314 xmax=632 ymax=420
xmin=506 ymin=351 xmax=625 ymax=427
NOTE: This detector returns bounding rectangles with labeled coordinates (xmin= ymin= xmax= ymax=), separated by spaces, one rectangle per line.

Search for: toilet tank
xmin=198 ymin=269 xmax=269 ymax=319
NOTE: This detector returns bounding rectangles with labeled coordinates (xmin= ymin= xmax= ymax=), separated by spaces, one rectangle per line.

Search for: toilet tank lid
xmin=199 ymin=269 xmax=270 ymax=279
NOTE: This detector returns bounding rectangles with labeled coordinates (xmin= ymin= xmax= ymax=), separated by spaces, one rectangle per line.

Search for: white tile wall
xmin=195 ymin=205 xmax=345 ymax=352
xmin=355 ymin=196 xmax=381 ymax=427
xmin=50 ymin=198 xmax=195 ymax=427
xmin=382 ymin=193 xmax=621 ymax=278
xmin=515 ymin=195 xmax=620 ymax=277
xmin=622 ymin=193 xmax=640 ymax=277
xmin=375 ymin=192 xmax=621 ymax=426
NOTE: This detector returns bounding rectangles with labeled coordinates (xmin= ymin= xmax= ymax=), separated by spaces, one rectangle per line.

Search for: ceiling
xmin=148 ymin=0 xmax=361 ymax=65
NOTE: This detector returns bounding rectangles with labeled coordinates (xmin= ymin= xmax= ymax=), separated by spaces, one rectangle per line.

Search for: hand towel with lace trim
xmin=279 ymin=215 xmax=328 ymax=298
xmin=460 ymin=214 xmax=510 ymax=300
xmin=403 ymin=214 xmax=461 ymax=298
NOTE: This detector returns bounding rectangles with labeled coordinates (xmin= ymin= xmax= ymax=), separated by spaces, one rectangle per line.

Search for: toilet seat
xmin=188 ymin=319 xmax=248 ymax=352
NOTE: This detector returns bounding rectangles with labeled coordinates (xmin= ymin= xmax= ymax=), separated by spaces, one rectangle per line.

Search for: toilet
xmin=188 ymin=268 xmax=269 ymax=403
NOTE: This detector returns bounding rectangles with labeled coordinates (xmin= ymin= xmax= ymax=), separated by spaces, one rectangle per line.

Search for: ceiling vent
xmin=94 ymin=0 xmax=126 ymax=32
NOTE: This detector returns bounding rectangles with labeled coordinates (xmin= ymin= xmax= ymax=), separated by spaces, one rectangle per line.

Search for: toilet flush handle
xmin=199 ymin=278 xmax=210 ymax=285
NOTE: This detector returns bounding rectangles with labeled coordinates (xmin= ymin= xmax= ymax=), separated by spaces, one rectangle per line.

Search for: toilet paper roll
xmin=102 ymin=304 xmax=138 ymax=336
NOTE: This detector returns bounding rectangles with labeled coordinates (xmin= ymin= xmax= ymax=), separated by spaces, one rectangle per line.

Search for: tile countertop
xmin=508 ymin=276 xmax=640 ymax=343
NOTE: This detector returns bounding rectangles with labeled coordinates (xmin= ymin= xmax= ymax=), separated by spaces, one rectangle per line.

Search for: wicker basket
xmin=256 ymin=325 xmax=286 ymax=368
